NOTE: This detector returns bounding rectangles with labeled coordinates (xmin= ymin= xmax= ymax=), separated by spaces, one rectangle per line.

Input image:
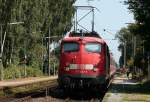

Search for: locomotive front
xmin=58 ymin=34 xmax=110 ymax=89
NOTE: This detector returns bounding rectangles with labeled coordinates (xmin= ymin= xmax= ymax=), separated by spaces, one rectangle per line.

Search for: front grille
xmin=70 ymin=78 xmax=90 ymax=86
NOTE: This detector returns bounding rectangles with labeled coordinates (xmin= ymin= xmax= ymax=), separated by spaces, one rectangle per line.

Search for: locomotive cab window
xmin=63 ymin=42 xmax=79 ymax=52
xmin=85 ymin=42 xmax=101 ymax=53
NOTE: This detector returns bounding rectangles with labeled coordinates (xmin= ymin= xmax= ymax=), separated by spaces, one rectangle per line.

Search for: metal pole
xmin=133 ymin=36 xmax=136 ymax=75
xmin=0 ymin=57 xmax=3 ymax=80
xmin=0 ymin=26 xmax=2 ymax=48
xmin=92 ymin=8 xmax=94 ymax=32
xmin=0 ymin=25 xmax=3 ymax=80
xmin=48 ymin=28 xmax=50 ymax=76
xmin=53 ymin=41 xmax=55 ymax=76
xmin=74 ymin=12 xmax=76 ymax=32
xmin=24 ymin=55 xmax=27 ymax=77
xmin=142 ymin=40 xmax=145 ymax=72
xmin=134 ymin=36 xmax=136 ymax=57
xmin=124 ymin=41 xmax=126 ymax=68
xmin=143 ymin=40 xmax=144 ymax=55
xmin=42 ymin=36 xmax=44 ymax=74
xmin=24 ymin=41 xmax=27 ymax=77
xmin=1 ymin=32 xmax=6 ymax=60
xmin=76 ymin=8 xmax=78 ymax=32
xmin=0 ymin=31 xmax=6 ymax=80
xmin=148 ymin=56 xmax=150 ymax=80
xmin=54 ymin=61 xmax=55 ymax=76
xmin=132 ymin=35 xmax=134 ymax=57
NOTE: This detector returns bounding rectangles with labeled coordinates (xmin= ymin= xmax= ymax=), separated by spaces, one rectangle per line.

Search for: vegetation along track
xmin=0 ymin=77 xmax=113 ymax=102
xmin=0 ymin=79 xmax=111 ymax=102
xmin=0 ymin=79 xmax=57 ymax=102
xmin=5 ymin=85 xmax=107 ymax=102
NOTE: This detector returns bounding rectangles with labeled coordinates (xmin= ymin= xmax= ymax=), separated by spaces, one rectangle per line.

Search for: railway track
xmin=0 ymin=79 xmax=57 ymax=102
xmin=0 ymin=79 xmax=111 ymax=102
xmin=2 ymin=85 xmax=107 ymax=102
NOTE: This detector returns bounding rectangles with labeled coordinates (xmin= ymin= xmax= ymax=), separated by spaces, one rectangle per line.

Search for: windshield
xmin=63 ymin=42 xmax=79 ymax=52
xmin=85 ymin=42 xmax=101 ymax=53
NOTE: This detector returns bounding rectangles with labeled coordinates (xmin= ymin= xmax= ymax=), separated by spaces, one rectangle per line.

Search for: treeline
xmin=116 ymin=0 xmax=150 ymax=78
xmin=0 ymin=0 xmax=75 ymax=79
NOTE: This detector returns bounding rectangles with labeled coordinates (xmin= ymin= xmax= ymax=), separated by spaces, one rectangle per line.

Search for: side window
xmin=63 ymin=42 xmax=79 ymax=52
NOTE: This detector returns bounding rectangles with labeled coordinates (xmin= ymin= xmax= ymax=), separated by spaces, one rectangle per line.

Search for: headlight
xmin=93 ymin=68 xmax=98 ymax=72
xmin=65 ymin=67 xmax=70 ymax=71
xmin=93 ymin=64 xmax=98 ymax=72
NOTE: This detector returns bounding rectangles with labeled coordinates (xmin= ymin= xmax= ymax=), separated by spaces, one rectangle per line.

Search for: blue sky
xmin=74 ymin=0 xmax=134 ymax=64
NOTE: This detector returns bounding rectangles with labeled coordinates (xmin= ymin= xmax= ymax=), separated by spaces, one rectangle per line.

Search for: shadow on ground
xmin=49 ymin=87 xmax=106 ymax=101
xmin=109 ymin=80 xmax=150 ymax=95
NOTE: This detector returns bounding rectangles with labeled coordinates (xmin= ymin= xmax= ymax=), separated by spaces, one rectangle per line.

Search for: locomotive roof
xmin=62 ymin=31 xmax=106 ymax=44
xmin=63 ymin=36 xmax=106 ymax=44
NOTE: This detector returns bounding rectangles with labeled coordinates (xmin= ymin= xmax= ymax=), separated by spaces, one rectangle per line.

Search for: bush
xmin=4 ymin=65 xmax=43 ymax=79
xmin=26 ymin=66 xmax=43 ymax=77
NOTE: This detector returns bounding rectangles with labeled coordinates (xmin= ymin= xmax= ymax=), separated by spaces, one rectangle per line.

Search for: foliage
xmin=125 ymin=0 xmax=150 ymax=53
xmin=116 ymin=24 xmax=147 ymax=76
xmin=127 ymin=57 xmax=134 ymax=68
xmin=116 ymin=25 xmax=135 ymax=67
xmin=4 ymin=64 xmax=43 ymax=79
xmin=120 ymin=0 xmax=150 ymax=77
xmin=0 ymin=0 xmax=75 ymax=74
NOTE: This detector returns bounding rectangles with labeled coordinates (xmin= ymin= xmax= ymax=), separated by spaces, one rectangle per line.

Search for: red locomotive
xmin=58 ymin=31 xmax=116 ymax=90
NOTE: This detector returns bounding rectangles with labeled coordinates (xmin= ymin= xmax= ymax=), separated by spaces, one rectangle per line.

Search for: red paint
xmin=59 ymin=36 xmax=108 ymax=77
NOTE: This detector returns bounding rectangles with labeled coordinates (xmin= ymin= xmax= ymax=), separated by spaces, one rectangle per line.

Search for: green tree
xmin=0 ymin=0 xmax=76 ymax=75
xmin=125 ymin=0 xmax=150 ymax=54
xmin=116 ymin=24 xmax=146 ymax=76
xmin=116 ymin=26 xmax=134 ymax=68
